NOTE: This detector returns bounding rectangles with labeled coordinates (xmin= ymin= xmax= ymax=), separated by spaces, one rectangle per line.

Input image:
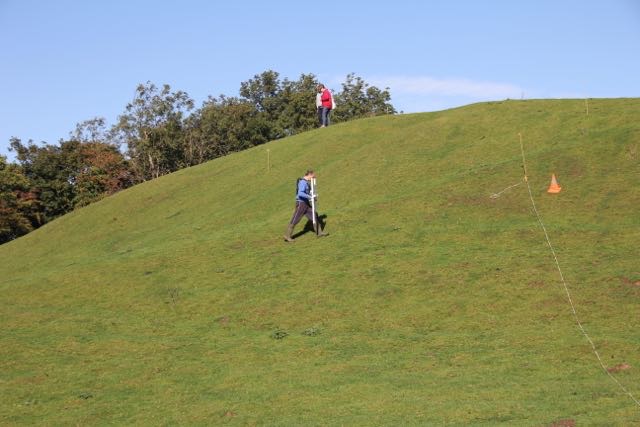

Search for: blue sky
xmin=1 ymin=0 xmax=639 ymax=161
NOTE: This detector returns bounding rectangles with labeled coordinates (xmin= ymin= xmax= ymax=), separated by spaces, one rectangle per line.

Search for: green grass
xmin=1 ymin=98 xmax=639 ymax=425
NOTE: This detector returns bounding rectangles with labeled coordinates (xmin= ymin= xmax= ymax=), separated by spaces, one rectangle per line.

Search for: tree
xmin=277 ymin=73 xmax=321 ymax=135
xmin=10 ymin=137 xmax=77 ymax=221
xmin=9 ymin=135 xmax=132 ymax=216
xmin=239 ymin=70 xmax=286 ymax=141
xmin=237 ymin=71 xmax=325 ymax=139
xmin=185 ymin=95 xmax=259 ymax=165
xmin=333 ymin=73 xmax=396 ymax=122
xmin=72 ymin=141 xmax=132 ymax=207
xmin=67 ymin=117 xmax=133 ymax=206
xmin=70 ymin=117 xmax=110 ymax=143
xmin=239 ymin=70 xmax=281 ymax=114
xmin=113 ymin=82 xmax=194 ymax=182
xmin=0 ymin=155 xmax=42 ymax=243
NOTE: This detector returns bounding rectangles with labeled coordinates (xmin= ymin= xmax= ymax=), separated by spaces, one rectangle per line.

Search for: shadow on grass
xmin=292 ymin=214 xmax=328 ymax=239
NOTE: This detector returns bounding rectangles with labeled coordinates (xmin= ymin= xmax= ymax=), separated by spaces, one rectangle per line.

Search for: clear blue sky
xmin=1 ymin=0 xmax=639 ymax=161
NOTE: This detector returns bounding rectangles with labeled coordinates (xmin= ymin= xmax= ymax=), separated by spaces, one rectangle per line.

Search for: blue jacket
xmin=296 ymin=178 xmax=312 ymax=202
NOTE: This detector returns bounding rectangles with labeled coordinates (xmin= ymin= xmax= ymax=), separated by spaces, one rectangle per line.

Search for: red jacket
xmin=321 ymin=89 xmax=333 ymax=109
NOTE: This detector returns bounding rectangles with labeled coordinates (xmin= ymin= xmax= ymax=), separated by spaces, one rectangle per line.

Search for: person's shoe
xmin=313 ymin=223 xmax=328 ymax=237
xmin=283 ymin=224 xmax=295 ymax=242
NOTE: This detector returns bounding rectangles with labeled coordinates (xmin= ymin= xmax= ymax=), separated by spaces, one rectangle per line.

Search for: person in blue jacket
xmin=284 ymin=169 xmax=328 ymax=242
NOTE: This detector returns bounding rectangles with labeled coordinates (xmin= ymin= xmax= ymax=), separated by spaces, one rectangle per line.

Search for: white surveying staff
xmin=310 ymin=176 xmax=317 ymax=234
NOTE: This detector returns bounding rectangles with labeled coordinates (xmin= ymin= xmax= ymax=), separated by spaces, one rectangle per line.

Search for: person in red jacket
xmin=315 ymin=85 xmax=323 ymax=126
xmin=317 ymin=84 xmax=334 ymax=127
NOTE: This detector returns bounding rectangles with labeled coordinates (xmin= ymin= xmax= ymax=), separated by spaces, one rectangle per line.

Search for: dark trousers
xmin=317 ymin=107 xmax=323 ymax=126
xmin=290 ymin=201 xmax=316 ymax=226
xmin=321 ymin=107 xmax=331 ymax=126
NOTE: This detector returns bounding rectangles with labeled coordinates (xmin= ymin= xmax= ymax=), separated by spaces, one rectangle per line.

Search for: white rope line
xmin=516 ymin=133 xmax=640 ymax=408
xmin=490 ymin=180 xmax=524 ymax=199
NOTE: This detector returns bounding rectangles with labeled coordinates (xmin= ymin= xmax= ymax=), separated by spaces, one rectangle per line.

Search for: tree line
xmin=0 ymin=70 xmax=395 ymax=244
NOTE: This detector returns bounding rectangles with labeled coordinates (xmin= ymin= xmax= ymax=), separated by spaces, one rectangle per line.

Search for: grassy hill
xmin=1 ymin=98 xmax=639 ymax=425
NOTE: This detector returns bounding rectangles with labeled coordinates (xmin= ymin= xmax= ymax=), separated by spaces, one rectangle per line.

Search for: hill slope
xmin=1 ymin=99 xmax=639 ymax=424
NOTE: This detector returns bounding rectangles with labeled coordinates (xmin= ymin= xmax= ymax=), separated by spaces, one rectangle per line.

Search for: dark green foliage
xmin=71 ymin=142 xmax=132 ymax=207
xmin=278 ymin=73 xmax=320 ymax=134
xmin=6 ymin=137 xmax=131 ymax=238
xmin=237 ymin=71 xmax=321 ymax=138
xmin=10 ymin=138 xmax=78 ymax=220
xmin=333 ymin=73 xmax=396 ymax=122
xmin=0 ymin=155 xmax=41 ymax=243
xmin=113 ymin=82 xmax=195 ymax=182
xmin=184 ymin=95 xmax=266 ymax=164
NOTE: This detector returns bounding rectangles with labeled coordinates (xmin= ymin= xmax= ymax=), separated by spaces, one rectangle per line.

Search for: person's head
xmin=304 ymin=169 xmax=315 ymax=180
xmin=316 ymin=84 xmax=325 ymax=93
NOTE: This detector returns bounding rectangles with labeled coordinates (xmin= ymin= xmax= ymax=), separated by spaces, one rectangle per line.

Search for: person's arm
xmin=297 ymin=180 xmax=312 ymax=200
xmin=321 ymin=90 xmax=331 ymax=103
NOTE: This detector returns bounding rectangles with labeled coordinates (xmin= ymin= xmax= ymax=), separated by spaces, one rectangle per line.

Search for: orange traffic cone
xmin=547 ymin=174 xmax=562 ymax=194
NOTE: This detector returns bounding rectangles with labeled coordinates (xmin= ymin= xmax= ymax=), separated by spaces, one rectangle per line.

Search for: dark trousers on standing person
xmin=317 ymin=107 xmax=323 ymax=126
xmin=321 ymin=107 xmax=331 ymax=127
xmin=290 ymin=200 xmax=316 ymax=227
xmin=284 ymin=200 xmax=327 ymax=241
